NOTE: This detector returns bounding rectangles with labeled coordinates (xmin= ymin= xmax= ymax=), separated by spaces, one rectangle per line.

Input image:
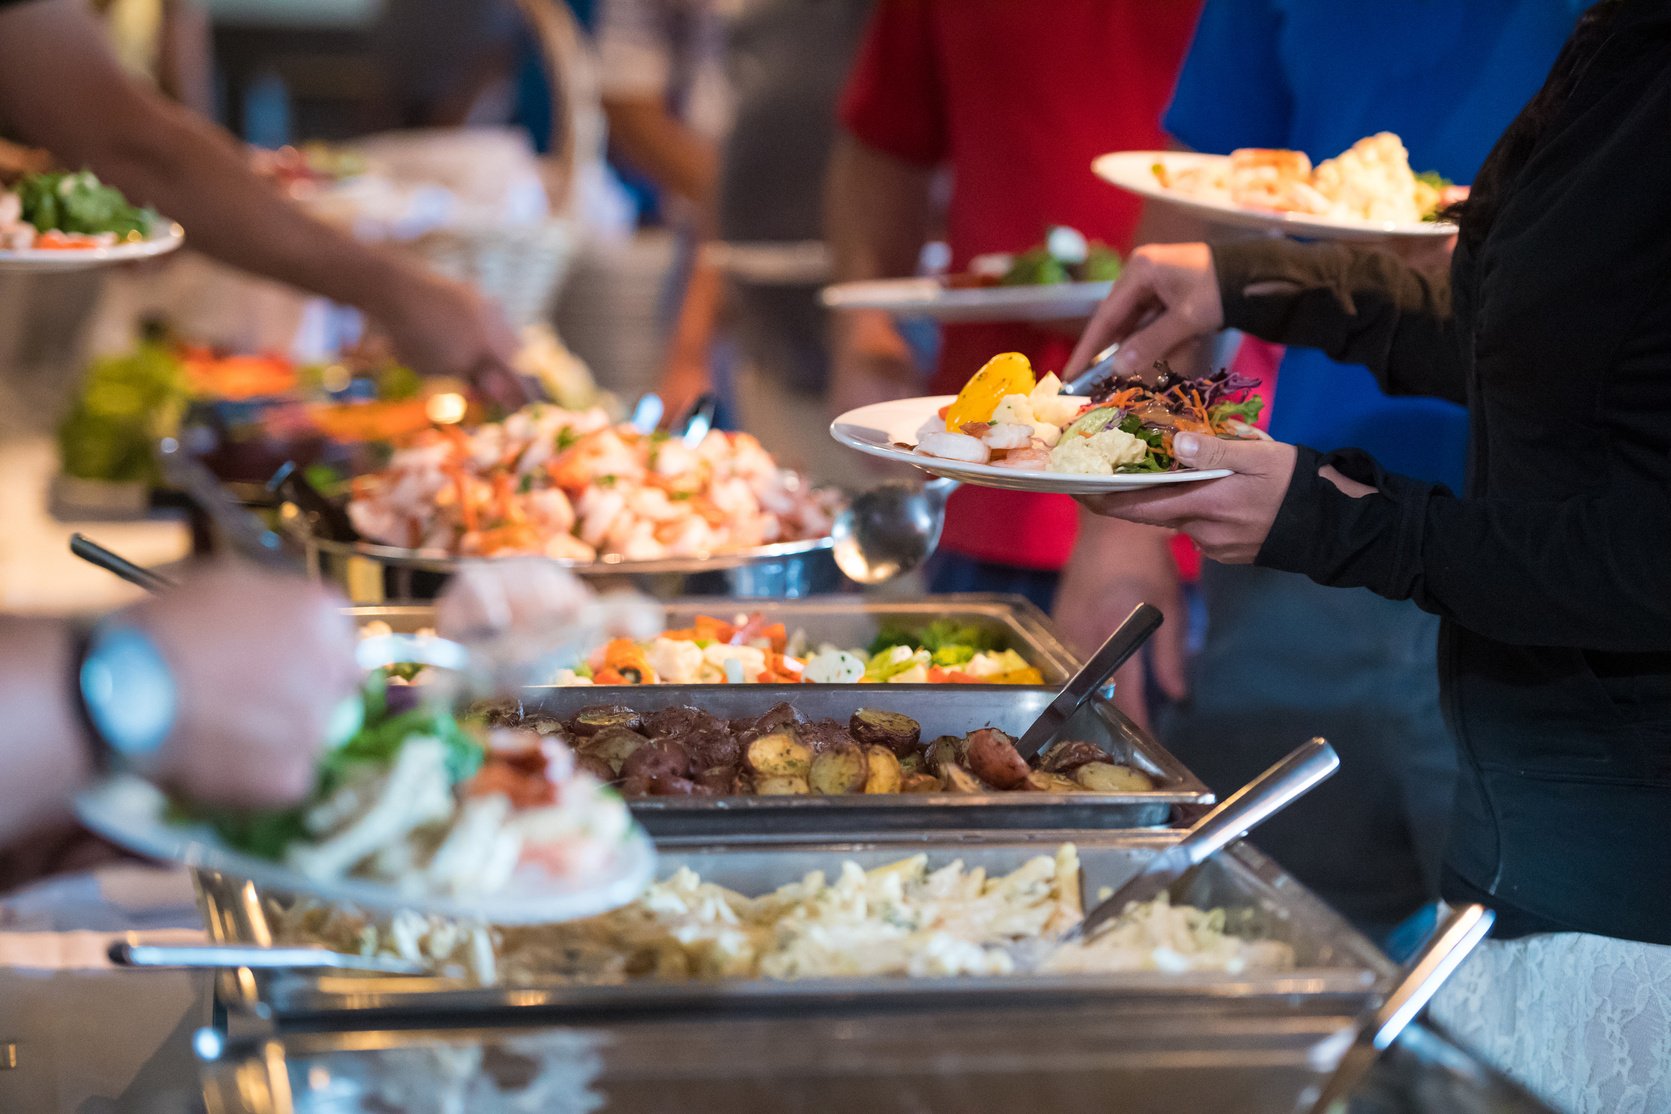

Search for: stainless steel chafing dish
xmin=191 ymin=831 xmax=1390 ymax=1026
xmin=193 ymin=1017 xmax=1557 ymax=1114
xmin=348 ymin=593 xmax=1082 ymax=686
xmin=507 ymin=685 xmax=1209 ymax=834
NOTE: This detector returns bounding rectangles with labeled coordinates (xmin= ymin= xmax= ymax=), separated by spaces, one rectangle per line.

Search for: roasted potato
xmin=809 ymin=742 xmax=869 ymax=795
xmin=900 ymin=772 xmax=942 ymax=793
xmin=645 ymin=704 xmax=725 ymax=740
xmin=796 ymin=719 xmax=857 ymax=754
xmin=938 ymin=762 xmax=986 ymax=794
xmin=1074 ymin=761 xmax=1156 ymax=792
xmin=924 ymin=735 xmax=964 ymax=774
xmin=862 ymin=745 xmax=903 ymax=794
xmin=647 ymin=773 xmax=704 ymax=796
xmin=898 ymin=752 xmax=924 ymax=776
xmin=579 ymin=726 xmax=649 ymax=773
xmin=687 ymin=731 xmax=742 ymax=772
xmin=693 ymin=764 xmax=741 ymax=794
xmin=1038 ymin=739 xmax=1108 ymax=774
xmin=964 ymin=727 xmax=1030 ymax=790
xmin=849 ymin=708 xmax=921 ymax=755
xmin=620 ymin=739 xmax=692 ymax=784
xmin=735 ymin=701 xmax=804 ymax=742
xmin=1023 ymin=770 xmax=1083 ymax=793
xmin=618 ymin=774 xmax=652 ymax=797
xmin=574 ymin=753 xmax=618 ymax=783
xmin=755 ymin=775 xmax=811 ymax=796
xmin=570 ymin=704 xmax=644 ymax=736
xmin=745 ymin=731 xmax=814 ymax=779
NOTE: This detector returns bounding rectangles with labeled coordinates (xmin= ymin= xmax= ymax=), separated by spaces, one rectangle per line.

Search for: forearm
xmin=1259 ymin=447 xmax=1671 ymax=651
xmin=603 ymin=98 xmax=717 ymax=208
xmin=0 ymin=0 xmax=433 ymax=321
xmin=0 ymin=619 xmax=92 ymax=846
xmin=1213 ymin=240 xmax=1464 ymax=402
xmin=825 ymin=136 xmax=935 ymax=364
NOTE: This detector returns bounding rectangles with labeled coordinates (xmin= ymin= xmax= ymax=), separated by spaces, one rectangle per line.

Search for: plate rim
xmin=830 ymin=395 xmax=1235 ymax=492
xmin=75 ymin=773 xmax=656 ymax=925
xmin=0 ymin=222 xmax=185 ymax=270
xmin=1092 ymin=150 xmax=1457 ymax=242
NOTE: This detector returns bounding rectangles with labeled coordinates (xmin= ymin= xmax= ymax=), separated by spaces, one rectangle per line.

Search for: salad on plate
xmin=0 ymin=169 xmax=157 ymax=251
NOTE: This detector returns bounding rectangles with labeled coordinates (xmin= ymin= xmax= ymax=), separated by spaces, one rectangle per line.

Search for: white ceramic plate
xmin=0 ymin=223 xmax=184 ymax=272
xmin=820 ymin=276 xmax=1113 ymax=323
xmin=831 ymin=396 xmax=1232 ymax=495
xmin=76 ymin=774 xmax=656 ymax=925
xmin=1092 ymin=151 xmax=1456 ymax=243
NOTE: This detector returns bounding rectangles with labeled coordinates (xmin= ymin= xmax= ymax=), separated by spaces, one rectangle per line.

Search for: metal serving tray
xmin=193 ymin=1019 xmax=1558 ymax=1114
xmin=193 ymin=831 xmax=1392 ymax=1026
xmin=348 ymin=593 xmax=1082 ymax=685
xmin=297 ymin=521 xmax=846 ymax=602
xmin=512 ymin=685 xmax=1211 ymax=834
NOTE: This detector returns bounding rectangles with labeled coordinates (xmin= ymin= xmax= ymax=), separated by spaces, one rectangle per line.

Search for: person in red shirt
xmin=826 ymin=0 xmax=1202 ymax=629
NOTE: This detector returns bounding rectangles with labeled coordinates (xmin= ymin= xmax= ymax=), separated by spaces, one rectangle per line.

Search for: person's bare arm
xmin=823 ymin=135 xmax=935 ymax=415
xmin=0 ymin=619 xmax=93 ymax=846
xmin=0 ymin=0 xmax=524 ymax=403
xmin=602 ymin=96 xmax=718 ymax=208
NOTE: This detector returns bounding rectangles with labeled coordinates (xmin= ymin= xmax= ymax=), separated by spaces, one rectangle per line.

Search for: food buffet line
xmin=13 ymin=140 xmax=1558 ymax=1113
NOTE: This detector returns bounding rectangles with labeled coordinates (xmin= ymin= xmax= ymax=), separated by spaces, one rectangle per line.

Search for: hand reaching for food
xmin=1065 ymin=243 xmax=1223 ymax=381
xmin=375 ymin=270 xmax=534 ymax=413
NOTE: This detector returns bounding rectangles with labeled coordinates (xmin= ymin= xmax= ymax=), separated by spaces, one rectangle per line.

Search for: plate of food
xmin=820 ymin=226 xmax=1120 ymax=322
xmin=1093 ymin=133 xmax=1467 ymax=242
xmin=0 ymin=170 xmax=183 ymax=271
xmin=76 ymin=679 xmax=655 ymax=924
xmin=831 ymin=352 xmax=1260 ymax=494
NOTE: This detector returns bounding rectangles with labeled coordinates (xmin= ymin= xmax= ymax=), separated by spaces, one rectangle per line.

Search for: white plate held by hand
xmin=76 ymin=774 xmax=655 ymax=926
xmin=0 ymin=223 xmax=184 ymax=272
xmin=831 ymin=396 xmax=1232 ymax=495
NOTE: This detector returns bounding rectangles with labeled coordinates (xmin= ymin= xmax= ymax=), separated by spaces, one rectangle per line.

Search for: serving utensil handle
xmin=1179 ymin=737 xmax=1339 ymax=870
xmin=1015 ymin=603 xmax=1163 ymax=758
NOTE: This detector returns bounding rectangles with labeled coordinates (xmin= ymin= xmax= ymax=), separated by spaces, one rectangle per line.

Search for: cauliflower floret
xmin=1047 ymin=428 xmax=1149 ymax=475
xmin=991 ymin=393 xmax=1035 ymax=426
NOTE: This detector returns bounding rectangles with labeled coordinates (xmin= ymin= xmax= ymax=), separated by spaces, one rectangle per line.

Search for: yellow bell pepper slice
xmin=945 ymin=352 xmax=1036 ymax=431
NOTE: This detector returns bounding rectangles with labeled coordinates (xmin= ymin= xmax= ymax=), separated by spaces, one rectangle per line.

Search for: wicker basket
xmin=402 ymin=0 xmax=604 ymax=331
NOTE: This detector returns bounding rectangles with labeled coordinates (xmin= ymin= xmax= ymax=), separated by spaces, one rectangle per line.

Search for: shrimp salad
xmin=271 ymin=844 xmax=1295 ymax=985
xmin=0 ymin=170 xmax=156 ymax=251
xmin=347 ymin=404 xmax=837 ymax=561
xmin=914 ymin=353 xmax=1263 ymax=476
xmin=175 ymin=682 xmax=633 ymax=900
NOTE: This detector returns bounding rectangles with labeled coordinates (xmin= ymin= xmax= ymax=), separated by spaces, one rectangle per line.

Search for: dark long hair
xmin=1451 ymin=0 xmax=1628 ymax=246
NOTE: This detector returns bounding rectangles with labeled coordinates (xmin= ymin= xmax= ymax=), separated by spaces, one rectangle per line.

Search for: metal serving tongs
xmin=1304 ymin=903 xmax=1496 ymax=1114
xmin=108 ymin=940 xmax=430 ymax=976
xmin=831 ymin=344 xmax=1122 ymax=583
xmin=1012 ymin=602 xmax=1165 ymax=761
xmin=1061 ymin=737 xmax=1340 ymax=945
xmin=69 ymin=533 xmax=175 ymax=594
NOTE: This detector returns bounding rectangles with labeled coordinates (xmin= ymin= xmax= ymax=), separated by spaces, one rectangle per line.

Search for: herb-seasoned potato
xmin=1074 ymin=761 xmax=1156 ymax=792
xmin=900 ymin=772 xmax=942 ymax=793
xmin=849 ymin=708 xmax=921 ymax=755
xmin=693 ymin=764 xmax=741 ymax=794
xmin=620 ymin=740 xmax=692 ymax=784
xmin=1038 ymin=739 xmax=1108 ymax=774
xmin=574 ymin=753 xmax=618 ymax=783
xmin=938 ymin=762 xmax=986 ymax=794
xmin=745 ymin=731 xmax=814 ymax=779
xmin=898 ymin=752 xmax=924 ymax=777
xmin=964 ymin=727 xmax=1030 ymax=789
xmin=924 ymin=735 xmax=964 ymax=774
xmin=570 ymin=704 xmax=644 ymax=736
xmin=735 ymin=701 xmax=804 ymax=742
xmin=862 ymin=746 xmax=903 ymax=794
xmin=1023 ymin=770 xmax=1083 ymax=793
xmin=580 ymin=726 xmax=649 ymax=773
xmin=796 ymin=719 xmax=856 ymax=754
xmin=754 ymin=775 xmax=811 ymax=795
xmin=809 ymin=742 xmax=869 ymax=795
xmin=645 ymin=704 xmax=725 ymax=740
xmin=647 ymin=773 xmax=703 ymax=796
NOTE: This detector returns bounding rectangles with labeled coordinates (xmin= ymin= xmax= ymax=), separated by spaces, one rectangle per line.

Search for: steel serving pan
xmin=509 ymin=685 xmax=1210 ymax=835
xmin=291 ymin=515 xmax=846 ymax=602
xmin=192 ymin=1017 xmax=1557 ymax=1114
xmin=347 ymin=593 xmax=1082 ymax=685
xmin=191 ymin=831 xmax=1391 ymax=1025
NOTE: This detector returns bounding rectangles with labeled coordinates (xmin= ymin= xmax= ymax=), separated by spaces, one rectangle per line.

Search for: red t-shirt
xmin=838 ymin=0 xmax=1203 ymax=569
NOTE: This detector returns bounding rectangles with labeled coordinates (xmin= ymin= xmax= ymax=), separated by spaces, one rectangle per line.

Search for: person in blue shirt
xmin=1090 ymin=0 xmax=1589 ymax=940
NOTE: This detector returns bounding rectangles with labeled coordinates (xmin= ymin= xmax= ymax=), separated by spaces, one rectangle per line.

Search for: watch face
xmin=82 ymin=625 xmax=177 ymax=759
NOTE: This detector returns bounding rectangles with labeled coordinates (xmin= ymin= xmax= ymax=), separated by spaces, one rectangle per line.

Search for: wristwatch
xmin=76 ymin=621 xmax=178 ymax=768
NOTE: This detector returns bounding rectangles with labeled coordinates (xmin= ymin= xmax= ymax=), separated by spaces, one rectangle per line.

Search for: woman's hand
xmin=1065 ymin=243 xmax=1224 ymax=377
xmin=127 ymin=564 xmax=360 ymax=808
xmin=1078 ymin=433 xmax=1298 ymax=564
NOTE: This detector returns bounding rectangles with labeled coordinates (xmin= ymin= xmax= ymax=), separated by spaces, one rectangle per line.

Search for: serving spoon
xmin=830 ymin=344 xmax=1121 ymax=584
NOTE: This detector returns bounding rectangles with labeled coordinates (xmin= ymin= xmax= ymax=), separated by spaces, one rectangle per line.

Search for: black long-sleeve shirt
xmin=1214 ymin=6 xmax=1671 ymax=944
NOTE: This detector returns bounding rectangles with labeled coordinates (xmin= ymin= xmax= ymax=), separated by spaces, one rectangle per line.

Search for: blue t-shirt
xmin=1164 ymin=0 xmax=1587 ymax=489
